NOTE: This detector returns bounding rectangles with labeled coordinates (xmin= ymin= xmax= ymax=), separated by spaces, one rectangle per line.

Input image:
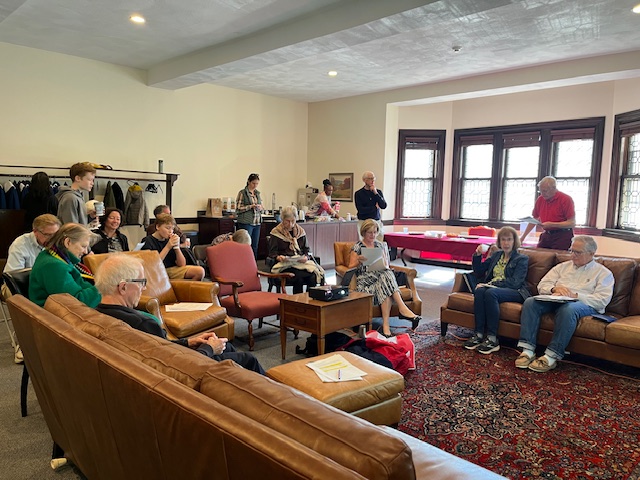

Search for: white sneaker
xmin=14 ymin=345 xmax=24 ymax=364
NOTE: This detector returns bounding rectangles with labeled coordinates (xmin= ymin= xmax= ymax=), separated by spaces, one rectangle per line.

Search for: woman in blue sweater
xmin=464 ymin=226 xmax=530 ymax=354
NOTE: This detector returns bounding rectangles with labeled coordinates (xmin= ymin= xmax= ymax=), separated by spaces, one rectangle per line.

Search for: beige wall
xmin=0 ymin=42 xmax=308 ymax=219
xmin=308 ymin=74 xmax=640 ymax=256
xmin=1 ymin=41 xmax=638 ymax=256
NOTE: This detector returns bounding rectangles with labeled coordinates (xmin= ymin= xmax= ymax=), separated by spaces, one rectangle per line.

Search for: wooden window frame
xmin=606 ymin=108 xmax=640 ymax=243
xmin=450 ymin=117 xmax=604 ymax=228
xmin=395 ymin=129 xmax=445 ymax=224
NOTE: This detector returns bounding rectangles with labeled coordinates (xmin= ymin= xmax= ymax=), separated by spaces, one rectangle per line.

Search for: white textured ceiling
xmin=1 ymin=0 xmax=639 ymax=102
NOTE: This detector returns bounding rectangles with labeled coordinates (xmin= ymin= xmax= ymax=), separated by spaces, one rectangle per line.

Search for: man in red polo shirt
xmin=520 ymin=176 xmax=575 ymax=250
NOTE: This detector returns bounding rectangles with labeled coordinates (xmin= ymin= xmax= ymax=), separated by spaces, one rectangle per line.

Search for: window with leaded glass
xmin=452 ymin=118 xmax=604 ymax=227
xmin=609 ymin=110 xmax=640 ymax=232
xmin=396 ymin=130 xmax=445 ymax=219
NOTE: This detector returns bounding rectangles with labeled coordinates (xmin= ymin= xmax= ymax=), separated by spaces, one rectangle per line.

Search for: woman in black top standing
xmin=22 ymin=171 xmax=58 ymax=232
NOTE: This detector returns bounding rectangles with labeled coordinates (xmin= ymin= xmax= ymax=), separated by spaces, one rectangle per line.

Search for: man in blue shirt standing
xmin=354 ymin=171 xmax=387 ymax=241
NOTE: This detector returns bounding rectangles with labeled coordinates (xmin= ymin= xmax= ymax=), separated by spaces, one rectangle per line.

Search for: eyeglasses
xmin=36 ymin=230 xmax=56 ymax=238
xmin=569 ymin=249 xmax=588 ymax=255
xmin=122 ymin=278 xmax=147 ymax=288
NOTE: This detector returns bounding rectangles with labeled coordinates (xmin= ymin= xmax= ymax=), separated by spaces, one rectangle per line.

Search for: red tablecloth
xmin=384 ymin=233 xmax=497 ymax=262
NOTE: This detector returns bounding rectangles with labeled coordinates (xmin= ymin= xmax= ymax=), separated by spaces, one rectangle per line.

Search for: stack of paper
xmin=533 ymin=295 xmax=577 ymax=303
xmin=165 ymin=303 xmax=214 ymax=312
xmin=306 ymin=354 xmax=368 ymax=382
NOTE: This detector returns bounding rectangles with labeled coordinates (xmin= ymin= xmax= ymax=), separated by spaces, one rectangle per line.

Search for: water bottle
xmin=358 ymin=325 xmax=367 ymax=338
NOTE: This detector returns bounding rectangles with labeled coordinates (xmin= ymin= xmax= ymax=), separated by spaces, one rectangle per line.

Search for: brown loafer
xmin=515 ymin=352 xmax=534 ymax=369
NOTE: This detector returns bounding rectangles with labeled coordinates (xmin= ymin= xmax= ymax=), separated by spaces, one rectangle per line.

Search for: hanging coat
xmin=124 ymin=184 xmax=149 ymax=227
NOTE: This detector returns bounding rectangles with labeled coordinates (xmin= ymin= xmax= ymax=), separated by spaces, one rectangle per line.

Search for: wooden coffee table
xmin=279 ymin=291 xmax=373 ymax=359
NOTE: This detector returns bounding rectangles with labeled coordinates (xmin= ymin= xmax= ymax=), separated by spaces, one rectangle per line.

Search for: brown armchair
xmin=333 ymin=242 xmax=422 ymax=318
xmin=83 ymin=250 xmax=233 ymax=340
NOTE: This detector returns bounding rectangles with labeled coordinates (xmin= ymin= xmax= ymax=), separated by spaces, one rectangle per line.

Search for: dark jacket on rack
xmin=3 ymin=181 xmax=21 ymax=209
xmin=111 ymin=182 xmax=125 ymax=211
xmin=103 ymin=181 xmax=117 ymax=209
xmin=124 ymin=184 xmax=149 ymax=227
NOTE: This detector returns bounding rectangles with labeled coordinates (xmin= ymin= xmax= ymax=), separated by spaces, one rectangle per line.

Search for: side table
xmin=279 ymin=291 xmax=373 ymax=359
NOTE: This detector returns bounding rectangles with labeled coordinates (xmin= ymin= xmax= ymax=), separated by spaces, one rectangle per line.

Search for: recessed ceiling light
xmin=633 ymin=4 xmax=640 ymax=13
xmin=130 ymin=14 xmax=146 ymax=24
xmin=328 ymin=71 xmax=338 ymax=77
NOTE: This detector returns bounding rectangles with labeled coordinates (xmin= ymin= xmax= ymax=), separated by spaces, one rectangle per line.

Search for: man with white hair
xmin=94 ymin=254 xmax=265 ymax=375
xmin=515 ymin=236 xmax=614 ymax=373
xmin=354 ymin=171 xmax=387 ymax=241
xmin=520 ymin=176 xmax=576 ymax=250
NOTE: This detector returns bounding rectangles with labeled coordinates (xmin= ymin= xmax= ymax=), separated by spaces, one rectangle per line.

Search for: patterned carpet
xmin=400 ymin=323 xmax=640 ymax=480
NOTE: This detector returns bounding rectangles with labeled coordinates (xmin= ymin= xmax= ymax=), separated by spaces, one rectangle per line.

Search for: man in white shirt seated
xmin=2 ymin=214 xmax=61 ymax=362
xmin=515 ymin=235 xmax=614 ymax=373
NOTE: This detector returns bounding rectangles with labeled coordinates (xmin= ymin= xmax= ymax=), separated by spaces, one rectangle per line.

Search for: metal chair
xmin=0 ymin=259 xmax=18 ymax=354
xmin=2 ymin=268 xmax=32 ymax=417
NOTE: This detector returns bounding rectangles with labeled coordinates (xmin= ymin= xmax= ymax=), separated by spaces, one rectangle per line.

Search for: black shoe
xmin=399 ymin=313 xmax=421 ymax=330
xmin=377 ymin=326 xmax=394 ymax=338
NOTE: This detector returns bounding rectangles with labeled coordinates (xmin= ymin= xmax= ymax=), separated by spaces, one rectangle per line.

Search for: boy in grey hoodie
xmin=56 ymin=162 xmax=97 ymax=226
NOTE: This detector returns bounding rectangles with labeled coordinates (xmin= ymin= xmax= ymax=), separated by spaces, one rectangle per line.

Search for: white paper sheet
xmin=306 ymin=354 xmax=368 ymax=383
xmin=165 ymin=303 xmax=214 ymax=312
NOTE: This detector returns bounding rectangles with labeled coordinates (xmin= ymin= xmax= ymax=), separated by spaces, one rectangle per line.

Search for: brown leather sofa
xmin=334 ymin=242 xmax=423 ymax=317
xmin=441 ymin=248 xmax=640 ymax=368
xmin=8 ymin=293 xmax=504 ymax=480
xmin=83 ymin=250 xmax=234 ymax=340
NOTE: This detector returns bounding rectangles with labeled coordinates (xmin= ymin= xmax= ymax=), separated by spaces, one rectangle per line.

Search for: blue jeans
xmin=518 ymin=297 xmax=596 ymax=359
xmin=473 ymin=287 xmax=524 ymax=338
xmin=237 ymin=223 xmax=261 ymax=259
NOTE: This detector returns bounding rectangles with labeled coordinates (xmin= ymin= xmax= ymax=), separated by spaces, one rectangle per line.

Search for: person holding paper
xmin=515 ymin=236 xmax=614 ymax=372
xmin=141 ymin=213 xmax=205 ymax=280
xmin=347 ymin=219 xmax=421 ymax=337
xmin=94 ymin=254 xmax=265 ymax=374
xmin=520 ymin=176 xmax=576 ymax=250
xmin=268 ymin=206 xmax=324 ymax=293
xmin=464 ymin=227 xmax=530 ymax=354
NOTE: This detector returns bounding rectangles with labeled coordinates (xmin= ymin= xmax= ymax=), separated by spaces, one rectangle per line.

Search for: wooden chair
xmin=83 ymin=250 xmax=233 ymax=340
xmin=333 ymin=242 xmax=422 ymax=319
xmin=2 ymin=268 xmax=32 ymax=417
xmin=206 ymin=242 xmax=294 ymax=350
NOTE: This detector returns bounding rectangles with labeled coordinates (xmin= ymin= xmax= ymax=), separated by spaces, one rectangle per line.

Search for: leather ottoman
xmin=267 ymin=351 xmax=405 ymax=426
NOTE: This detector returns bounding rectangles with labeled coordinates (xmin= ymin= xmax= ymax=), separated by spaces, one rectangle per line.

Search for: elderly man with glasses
xmin=94 ymin=254 xmax=265 ymax=375
xmin=2 ymin=214 xmax=61 ymax=363
xmin=520 ymin=176 xmax=576 ymax=250
xmin=515 ymin=235 xmax=614 ymax=372
xmin=355 ymin=171 xmax=387 ymax=241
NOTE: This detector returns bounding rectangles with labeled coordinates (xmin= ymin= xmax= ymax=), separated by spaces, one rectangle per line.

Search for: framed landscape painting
xmin=329 ymin=173 xmax=354 ymax=201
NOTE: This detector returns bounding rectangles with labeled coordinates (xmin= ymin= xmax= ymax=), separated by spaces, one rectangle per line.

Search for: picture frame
xmin=329 ymin=173 xmax=354 ymax=202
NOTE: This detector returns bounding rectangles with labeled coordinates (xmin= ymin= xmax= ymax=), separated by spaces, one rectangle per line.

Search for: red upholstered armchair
xmin=206 ymin=242 xmax=295 ymax=350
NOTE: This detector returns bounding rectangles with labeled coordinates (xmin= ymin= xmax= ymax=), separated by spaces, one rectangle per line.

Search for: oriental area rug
xmin=400 ymin=323 xmax=640 ymax=480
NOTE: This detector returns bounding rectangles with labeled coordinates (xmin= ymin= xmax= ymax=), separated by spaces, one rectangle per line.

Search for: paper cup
xmin=480 ymin=244 xmax=489 ymax=253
